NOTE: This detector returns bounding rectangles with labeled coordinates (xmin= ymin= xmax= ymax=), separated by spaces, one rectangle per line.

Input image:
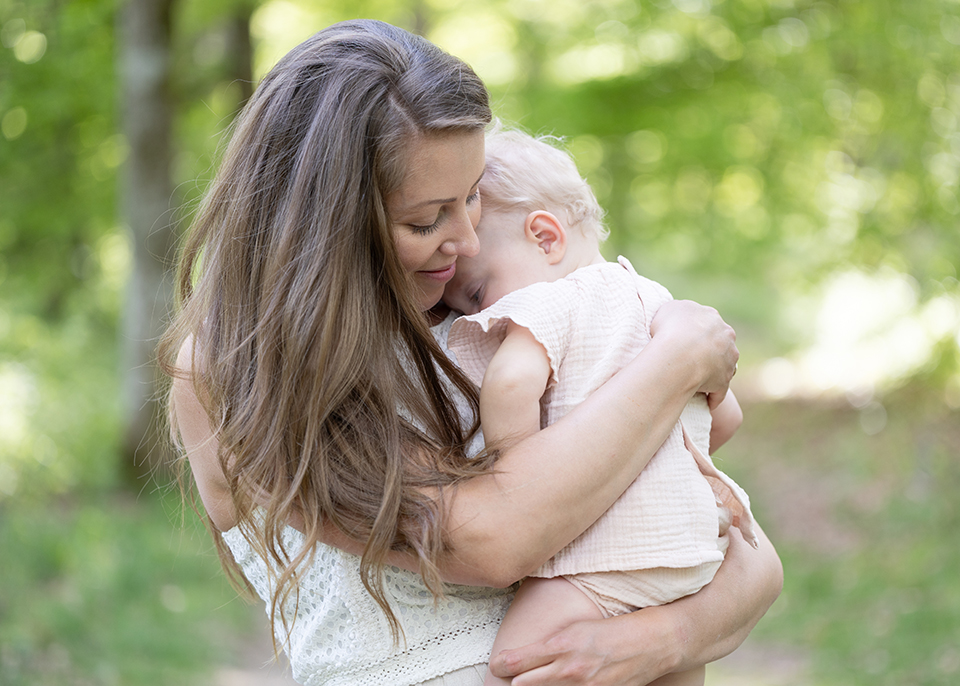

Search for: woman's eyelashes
xmin=411 ymin=216 xmax=442 ymax=235
xmin=410 ymin=190 xmax=480 ymax=235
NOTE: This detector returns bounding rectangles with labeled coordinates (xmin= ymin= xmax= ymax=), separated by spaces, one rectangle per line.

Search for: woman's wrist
xmin=640 ymin=329 xmax=706 ymax=396
xmin=626 ymin=602 xmax=686 ymax=677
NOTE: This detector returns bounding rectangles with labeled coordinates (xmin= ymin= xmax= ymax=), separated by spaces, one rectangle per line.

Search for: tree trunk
xmin=118 ymin=0 xmax=177 ymax=485
xmin=224 ymin=2 xmax=255 ymax=106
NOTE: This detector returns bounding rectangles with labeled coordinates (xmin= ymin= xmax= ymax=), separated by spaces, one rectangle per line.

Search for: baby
xmin=444 ymin=127 xmax=758 ymax=686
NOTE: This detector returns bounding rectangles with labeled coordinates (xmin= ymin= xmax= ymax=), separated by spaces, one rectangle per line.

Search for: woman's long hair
xmin=158 ymin=19 xmax=495 ymax=642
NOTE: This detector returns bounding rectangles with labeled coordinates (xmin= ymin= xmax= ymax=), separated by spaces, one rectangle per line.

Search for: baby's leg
xmin=648 ymin=666 xmax=705 ymax=686
xmin=485 ymin=576 xmax=603 ymax=686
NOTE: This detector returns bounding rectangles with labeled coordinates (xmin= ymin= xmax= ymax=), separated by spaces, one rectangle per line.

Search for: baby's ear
xmin=524 ymin=211 xmax=567 ymax=264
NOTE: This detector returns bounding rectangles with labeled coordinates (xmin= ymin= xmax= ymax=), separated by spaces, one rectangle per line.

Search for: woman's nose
xmin=441 ymin=210 xmax=480 ymax=257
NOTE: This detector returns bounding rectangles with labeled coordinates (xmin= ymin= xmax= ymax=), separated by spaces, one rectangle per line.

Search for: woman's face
xmin=388 ymin=131 xmax=485 ymax=310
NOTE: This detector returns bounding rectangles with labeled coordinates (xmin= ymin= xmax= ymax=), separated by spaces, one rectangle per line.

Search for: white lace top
xmin=222 ymin=314 xmax=513 ymax=685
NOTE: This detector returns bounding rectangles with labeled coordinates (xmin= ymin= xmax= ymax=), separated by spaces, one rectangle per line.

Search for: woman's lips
xmin=419 ymin=262 xmax=456 ymax=283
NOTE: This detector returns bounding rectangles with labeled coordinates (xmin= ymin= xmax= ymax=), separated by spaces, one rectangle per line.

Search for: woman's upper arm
xmin=171 ymin=340 xmax=238 ymax=532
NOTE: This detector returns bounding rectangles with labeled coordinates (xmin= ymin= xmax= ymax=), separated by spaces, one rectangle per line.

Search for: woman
xmin=159 ymin=19 xmax=781 ymax=686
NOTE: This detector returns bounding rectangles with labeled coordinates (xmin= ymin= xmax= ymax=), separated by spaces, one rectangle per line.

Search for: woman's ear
xmin=523 ymin=211 xmax=567 ymax=264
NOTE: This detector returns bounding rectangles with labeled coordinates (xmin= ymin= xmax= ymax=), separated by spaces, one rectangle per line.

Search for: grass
xmin=0 ymin=489 xmax=256 ymax=686
xmin=0 ymin=291 xmax=267 ymax=685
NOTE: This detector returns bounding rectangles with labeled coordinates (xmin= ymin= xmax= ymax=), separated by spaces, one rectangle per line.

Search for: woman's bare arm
xmin=170 ymin=324 xmax=710 ymax=575
xmin=171 ymin=341 xmax=238 ymax=532
xmin=173 ymin=300 xmax=738 ymax=586
xmin=488 ymin=523 xmax=783 ymax=685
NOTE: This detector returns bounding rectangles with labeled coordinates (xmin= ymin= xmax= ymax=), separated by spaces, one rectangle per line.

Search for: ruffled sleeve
xmin=448 ymin=278 xmax=582 ymax=389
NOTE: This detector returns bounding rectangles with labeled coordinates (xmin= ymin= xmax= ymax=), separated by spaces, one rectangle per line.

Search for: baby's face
xmin=443 ymin=209 xmax=548 ymax=315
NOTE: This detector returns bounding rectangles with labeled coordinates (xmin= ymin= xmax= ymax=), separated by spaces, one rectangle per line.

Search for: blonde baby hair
xmin=481 ymin=124 xmax=608 ymax=242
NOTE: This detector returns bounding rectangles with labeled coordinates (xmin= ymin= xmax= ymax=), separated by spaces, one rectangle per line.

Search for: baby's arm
xmin=480 ymin=321 xmax=552 ymax=446
xmin=708 ymin=390 xmax=743 ymax=454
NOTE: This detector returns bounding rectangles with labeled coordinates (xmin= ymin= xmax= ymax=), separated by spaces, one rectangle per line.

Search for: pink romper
xmin=448 ymin=257 xmax=756 ymax=617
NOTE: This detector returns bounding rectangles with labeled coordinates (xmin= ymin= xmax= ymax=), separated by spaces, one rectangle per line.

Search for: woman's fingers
xmin=650 ymin=299 xmax=739 ymax=397
xmin=488 ymin=618 xmax=662 ymax=686
xmin=488 ymin=642 xmax=556 ymax=680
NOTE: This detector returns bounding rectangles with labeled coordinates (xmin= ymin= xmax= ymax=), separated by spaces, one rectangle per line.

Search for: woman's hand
xmin=488 ymin=611 xmax=679 ymax=686
xmin=649 ymin=299 xmax=739 ymax=406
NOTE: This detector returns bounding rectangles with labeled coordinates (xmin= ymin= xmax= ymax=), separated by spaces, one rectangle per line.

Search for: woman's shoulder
xmin=169 ymin=335 xmax=240 ymax=531
xmin=172 ymin=333 xmax=195 ymax=374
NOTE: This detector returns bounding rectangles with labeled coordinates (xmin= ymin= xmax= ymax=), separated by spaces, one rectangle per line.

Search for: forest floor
xmin=709 ymin=637 xmax=811 ymax=685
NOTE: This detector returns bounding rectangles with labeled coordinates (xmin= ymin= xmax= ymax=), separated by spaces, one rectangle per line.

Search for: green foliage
xmin=0 ymin=491 xmax=254 ymax=686
xmin=420 ymin=0 xmax=960 ymax=358
xmin=0 ymin=0 xmax=119 ymax=319
xmin=0 ymin=306 xmax=122 ymax=499
xmin=499 ymin=0 xmax=959 ymax=282
xmin=0 ymin=0 xmax=127 ymax=499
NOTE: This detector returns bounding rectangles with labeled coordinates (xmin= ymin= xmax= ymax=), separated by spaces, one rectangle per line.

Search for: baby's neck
xmin=561 ymin=237 xmax=605 ymax=276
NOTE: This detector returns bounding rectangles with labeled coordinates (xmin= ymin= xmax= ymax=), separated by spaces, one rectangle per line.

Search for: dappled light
xmin=0 ymin=362 xmax=38 ymax=497
xmin=755 ymin=268 xmax=960 ymax=400
xmin=1 ymin=105 xmax=27 ymax=140
xmin=432 ymin=12 xmax=518 ymax=86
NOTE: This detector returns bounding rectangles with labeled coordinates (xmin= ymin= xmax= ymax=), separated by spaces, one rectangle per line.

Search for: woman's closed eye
xmin=410 ymin=190 xmax=480 ymax=235
xmin=411 ymin=216 xmax=442 ymax=235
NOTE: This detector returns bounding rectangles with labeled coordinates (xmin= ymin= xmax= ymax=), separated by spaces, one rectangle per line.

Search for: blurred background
xmin=1 ymin=0 xmax=958 ymax=684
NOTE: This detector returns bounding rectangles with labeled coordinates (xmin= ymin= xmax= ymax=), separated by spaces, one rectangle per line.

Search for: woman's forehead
xmin=389 ymin=131 xmax=485 ymax=211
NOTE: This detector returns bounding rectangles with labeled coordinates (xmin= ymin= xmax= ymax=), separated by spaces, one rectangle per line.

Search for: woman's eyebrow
xmin=408 ymin=170 xmax=485 ymax=209
xmin=410 ymin=196 xmax=456 ymax=209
